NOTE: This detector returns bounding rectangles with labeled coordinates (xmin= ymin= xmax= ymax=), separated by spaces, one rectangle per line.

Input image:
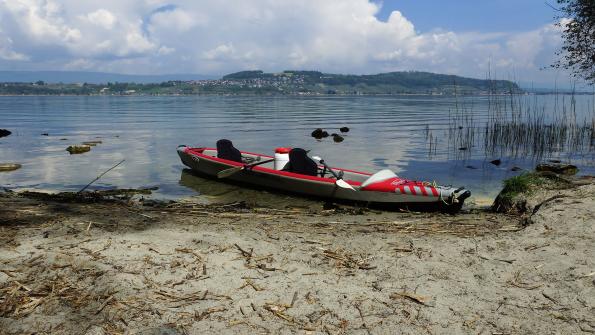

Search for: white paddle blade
xmin=217 ymin=166 xmax=243 ymax=178
xmin=335 ymin=179 xmax=356 ymax=191
xmin=311 ymin=156 xmax=322 ymax=161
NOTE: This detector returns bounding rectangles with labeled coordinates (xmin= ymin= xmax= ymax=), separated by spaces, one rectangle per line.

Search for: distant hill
xmin=0 ymin=71 xmax=215 ymax=84
xmin=223 ymin=70 xmax=521 ymax=94
xmin=0 ymin=70 xmax=523 ymax=96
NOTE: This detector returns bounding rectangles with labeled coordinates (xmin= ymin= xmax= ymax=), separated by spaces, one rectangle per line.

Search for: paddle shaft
xmin=245 ymin=158 xmax=275 ymax=170
xmin=217 ymin=158 xmax=275 ymax=178
xmin=318 ymin=159 xmax=340 ymax=179
xmin=318 ymin=159 xmax=356 ymax=191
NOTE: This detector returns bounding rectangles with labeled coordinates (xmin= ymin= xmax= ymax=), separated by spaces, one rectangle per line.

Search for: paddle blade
xmin=217 ymin=166 xmax=243 ymax=178
xmin=335 ymin=179 xmax=356 ymax=191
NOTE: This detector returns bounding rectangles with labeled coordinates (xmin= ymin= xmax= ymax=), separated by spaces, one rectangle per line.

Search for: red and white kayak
xmin=177 ymin=146 xmax=471 ymax=212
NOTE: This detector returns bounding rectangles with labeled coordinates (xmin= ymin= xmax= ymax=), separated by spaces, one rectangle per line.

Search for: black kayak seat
xmin=216 ymin=139 xmax=242 ymax=163
xmin=285 ymin=148 xmax=318 ymax=176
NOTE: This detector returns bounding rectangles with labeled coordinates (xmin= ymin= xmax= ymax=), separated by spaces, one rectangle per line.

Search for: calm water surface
xmin=1 ymin=95 xmax=593 ymax=204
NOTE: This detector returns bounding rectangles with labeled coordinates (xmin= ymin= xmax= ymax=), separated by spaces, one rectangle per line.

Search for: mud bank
xmin=1 ymin=182 xmax=594 ymax=334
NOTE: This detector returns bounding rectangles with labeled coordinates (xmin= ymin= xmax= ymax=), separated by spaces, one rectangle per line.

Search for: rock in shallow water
xmin=66 ymin=145 xmax=91 ymax=154
xmin=331 ymin=133 xmax=344 ymax=142
xmin=0 ymin=163 xmax=21 ymax=172
xmin=311 ymin=128 xmax=330 ymax=139
xmin=82 ymin=140 xmax=102 ymax=146
xmin=0 ymin=129 xmax=11 ymax=138
xmin=311 ymin=128 xmax=324 ymax=138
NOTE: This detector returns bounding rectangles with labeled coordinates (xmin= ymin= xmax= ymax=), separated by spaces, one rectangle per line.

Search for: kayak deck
xmin=194 ymin=147 xmax=371 ymax=185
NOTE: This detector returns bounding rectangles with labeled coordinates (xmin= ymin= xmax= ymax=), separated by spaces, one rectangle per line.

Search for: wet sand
xmin=1 ymin=182 xmax=594 ymax=334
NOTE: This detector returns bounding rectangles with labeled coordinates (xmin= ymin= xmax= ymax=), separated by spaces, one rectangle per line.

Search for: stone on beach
xmin=536 ymin=163 xmax=578 ymax=175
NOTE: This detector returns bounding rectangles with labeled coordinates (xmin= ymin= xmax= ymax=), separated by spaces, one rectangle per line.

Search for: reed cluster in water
xmin=427 ymin=85 xmax=595 ymax=164
xmin=484 ymin=89 xmax=594 ymax=160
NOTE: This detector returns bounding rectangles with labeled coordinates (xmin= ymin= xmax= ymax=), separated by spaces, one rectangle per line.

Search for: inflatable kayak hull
xmin=177 ymin=146 xmax=470 ymax=212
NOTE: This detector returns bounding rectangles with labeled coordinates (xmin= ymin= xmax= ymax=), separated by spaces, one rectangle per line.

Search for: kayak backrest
xmin=216 ymin=139 xmax=242 ymax=163
xmin=285 ymin=148 xmax=318 ymax=176
xmin=361 ymin=169 xmax=398 ymax=188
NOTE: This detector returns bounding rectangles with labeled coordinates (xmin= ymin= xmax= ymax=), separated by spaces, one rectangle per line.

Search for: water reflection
xmin=179 ymin=169 xmax=319 ymax=209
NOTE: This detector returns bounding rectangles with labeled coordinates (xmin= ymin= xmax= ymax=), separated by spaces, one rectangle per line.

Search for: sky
xmin=0 ymin=0 xmax=577 ymax=86
xmin=374 ymin=1 xmax=557 ymax=33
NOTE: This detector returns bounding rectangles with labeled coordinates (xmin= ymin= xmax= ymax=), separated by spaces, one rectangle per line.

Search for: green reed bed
xmin=428 ymin=87 xmax=595 ymax=162
xmin=482 ymin=91 xmax=594 ymax=160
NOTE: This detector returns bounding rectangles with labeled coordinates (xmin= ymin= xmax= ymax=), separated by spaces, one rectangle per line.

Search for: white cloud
xmin=0 ymin=0 xmax=568 ymax=84
xmin=202 ymin=43 xmax=236 ymax=61
xmin=83 ymin=9 xmax=117 ymax=29
xmin=157 ymin=45 xmax=174 ymax=55
xmin=1 ymin=0 xmax=81 ymax=44
xmin=0 ymin=33 xmax=29 ymax=60
xmin=63 ymin=58 xmax=95 ymax=70
xmin=149 ymin=8 xmax=199 ymax=32
xmin=123 ymin=29 xmax=156 ymax=55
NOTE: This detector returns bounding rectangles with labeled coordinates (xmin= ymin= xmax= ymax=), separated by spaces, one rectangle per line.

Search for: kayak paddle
xmin=312 ymin=156 xmax=356 ymax=191
xmin=217 ymin=158 xmax=275 ymax=178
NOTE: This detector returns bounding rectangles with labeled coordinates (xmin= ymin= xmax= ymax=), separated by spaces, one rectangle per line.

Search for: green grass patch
xmin=500 ymin=173 xmax=545 ymax=201
xmin=493 ymin=171 xmax=574 ymax=213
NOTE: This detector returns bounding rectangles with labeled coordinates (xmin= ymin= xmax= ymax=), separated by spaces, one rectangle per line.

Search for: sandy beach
xmin=1 ymin=180 xmax=594 ymax=334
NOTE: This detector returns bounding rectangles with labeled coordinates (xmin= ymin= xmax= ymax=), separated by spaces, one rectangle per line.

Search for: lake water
xmin=1 ymin=95 xmax=593 ymax=205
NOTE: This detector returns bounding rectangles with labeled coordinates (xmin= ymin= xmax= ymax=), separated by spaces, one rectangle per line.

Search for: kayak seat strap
xmin=320 ymin=166 xmax=327 ymax=177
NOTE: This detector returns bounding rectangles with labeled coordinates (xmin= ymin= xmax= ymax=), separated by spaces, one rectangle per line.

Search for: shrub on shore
xmin=492 ymin=171 xmax=572 ymax=213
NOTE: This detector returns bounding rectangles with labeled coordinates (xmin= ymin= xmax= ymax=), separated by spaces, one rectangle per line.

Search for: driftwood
xmin=78 ymin=159 xmax=125 ymax=193
xmin=18 ymin=187 xmax=155 ymax=203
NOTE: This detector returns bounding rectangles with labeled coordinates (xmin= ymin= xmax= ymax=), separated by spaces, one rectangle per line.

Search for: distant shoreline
xmin=0 ymin=70 xmax=524 ymax=96
xmin=0 ymin=92 xmax=592 ymax=97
